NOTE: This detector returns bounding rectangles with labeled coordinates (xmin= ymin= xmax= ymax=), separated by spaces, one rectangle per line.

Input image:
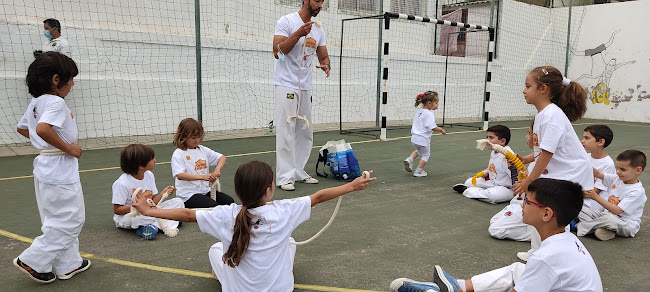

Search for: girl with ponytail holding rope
xmin=513 ymin=66 xmax=594 ymax=261
xmin=403 ymin=91 xmax=446 ymax=177
xmin=132 ymin=160 xmax=375 ymax=291
xmin=14 ymin=52 xmax=90 ymax=283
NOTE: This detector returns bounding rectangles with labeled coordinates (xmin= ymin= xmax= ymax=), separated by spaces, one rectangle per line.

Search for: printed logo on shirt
xmin=52 ymin=42 xmax=57 ymax=46
xmin=286 ymin=93 xmax=294 ymax=99
xmin=505 ymin=211 xmax=512 ymax=216
xmin=186 ymin=155 xmax=191 ymax=160
xmin=194 ymin=159 xmax=208 ymax=172
xmin=489 ymin=163 xmax=497 ymax=176
xmin=253 ymin=219 xmax=262 ymax=229
xmin=611 ymin=184 xmax=616 ymax=189
xmin=33 ymin=106 xmax=37 ymax=118
xmin=575 ymin=241 xmax=586 ymax=255
xmin=542 ymin=169 xmax=548 ymax=175
xmin=70 ymin=112 xmax=74 ymax=119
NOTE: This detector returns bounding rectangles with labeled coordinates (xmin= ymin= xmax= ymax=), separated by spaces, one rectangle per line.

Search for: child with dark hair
xmin=112 ymin=144 xmax=183 ymax=240
xmin=453 ymin=125 xmax=515 ymax=204
xmin=14 ymin=52 xmax=89 ymax=283
xmin=391 ymin=178 xmax=602 ymax=292
xmin=578 ymin=150 xmax=647 ymax=241
xmin=578 ymin=125 xmax=615 ymax=216
xmin=132 ymin=160 xmax=375 ymax=291
xmin=171 ymin=118 xmax=234 ymax=208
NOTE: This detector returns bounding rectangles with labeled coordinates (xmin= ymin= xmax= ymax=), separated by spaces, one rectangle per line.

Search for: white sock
xmin=406 ymin=157 xmax=413 ymax=162
xmin=457 ymin=279 xmax=466 ymax=292
xmin=415 ymin=167 xmax=423 ymax=172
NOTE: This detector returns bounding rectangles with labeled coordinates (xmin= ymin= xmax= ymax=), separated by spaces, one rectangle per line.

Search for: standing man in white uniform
xmin=272 ymin=0 xmax=330 ymax=191
xmin=34 ymin=18 xmax=71 ymax=58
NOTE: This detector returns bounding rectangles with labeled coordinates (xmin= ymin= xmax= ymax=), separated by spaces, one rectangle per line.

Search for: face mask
xmin=44 ymin=30 xmax=52 ymax=39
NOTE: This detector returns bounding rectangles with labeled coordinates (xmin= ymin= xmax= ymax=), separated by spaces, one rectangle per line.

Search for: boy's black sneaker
xmin=13 ymin=257 xmax=56 ymax=283
xmin=58 ymin=259 xmax=91 ymax=280
xmin=452 ymin=184 xmax=467 ymax=194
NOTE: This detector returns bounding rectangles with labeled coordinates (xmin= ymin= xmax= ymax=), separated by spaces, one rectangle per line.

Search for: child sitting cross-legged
xmin=112 ymin=144 xmax=184 ymax=240
xmin=453 ymin=125 xmax=515 ymax=204
xmin=577 ymin=149 xmax=647 ymax=241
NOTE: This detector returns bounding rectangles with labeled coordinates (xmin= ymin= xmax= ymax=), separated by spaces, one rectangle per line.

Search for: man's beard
xmin=308 ymin=6 xmax=320 ymax=17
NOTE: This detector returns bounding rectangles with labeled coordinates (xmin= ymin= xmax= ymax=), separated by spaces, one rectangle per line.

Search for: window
xmin=339 ymin=0 xmax=380 ymax=15
xmin=439 ymin=8 xmax=468 ymax=56
xmin=390 ymin=0 xmax=427 ymax=16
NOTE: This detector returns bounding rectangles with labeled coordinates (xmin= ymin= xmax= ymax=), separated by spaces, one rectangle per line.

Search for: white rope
xmin=290 ymin=171 xmax=369 ymax=245
xmin=127 ymin=187 xmax=179 ymax=237
xmin=286 ymin=22 xmax=317 ymax=129
xmin=209 ymin=179 xmax=221 ymax=201
xmin=39 ymin=149 xmax=66 ymax=155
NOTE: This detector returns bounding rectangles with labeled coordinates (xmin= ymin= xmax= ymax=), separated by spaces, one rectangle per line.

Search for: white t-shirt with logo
xmin=196 ymin=196 xmax=311 ymax=292
xmin=584 ymin=155 xmax=615 ymax=211
xmin=111 ymin=171 xmax=159 ymax=222
xmin=602 ymin=173 xmax=646 ymax=235
xmin=533 ymin=104 xmax=594 ymax=190
xmin=411 ymin=108 xmax=437 ymax=146
xmin=171 ymin=146 xmax=223 ymax=201
xmin=515 ymin=232 xmax=602 ymax=292
xmin=43 ymin=36 xmax=71 ymax=57
xmin=488 ymin=146 xmax=514 ymax=188
xmin=273 ymin=12 xmax=326 ymax=90
xmin=17 ymin=94 xmax=79 ymax=184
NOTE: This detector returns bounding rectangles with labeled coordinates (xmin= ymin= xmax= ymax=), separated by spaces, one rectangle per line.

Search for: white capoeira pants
xmin=275 ymin=85 xmax=313 ymax=185
xmin=576 ymin=207 xmax=635 ymax=237
xmin=462 ymin=177 xmax=514 ymax=204
xmin=19 ymin=178 xmax=85 ymax=274
xmin=488 ymin=202 xmax=531 ymax=241
xmin=412 ymin=143 xmax=431 ymax=162
xmin=470 ymin=262 xmax=526 ymax=292
xmin=114 ymin=198 xmax=185 ymax=230
xmin=208 ymin=237 xmax=297 ymax=281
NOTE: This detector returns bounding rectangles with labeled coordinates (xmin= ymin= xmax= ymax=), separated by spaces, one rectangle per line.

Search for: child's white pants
xmin=471 ymin=262 xmax=526 ymax=292
xmin=576 ymin=208 xmax=634 ymax=237
xmin=275 ymin=85 xmax=313 ymax=185
xmin=19 ymin=178 xmax=85 ymax=274
xmin=412 ymin=143 xmax=430 ymax=162
xmin=488 ymin=203 xmax=531 ymax=241
xmin=208 ymin=237 xmax=297 ymax=281
xmin=114 ymin=198 xmax=184 ymax=229
xmin=462 ymin=177 xmax=514 ymax=204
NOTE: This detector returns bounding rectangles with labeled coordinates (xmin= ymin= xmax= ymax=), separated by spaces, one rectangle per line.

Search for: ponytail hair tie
xmin=418 ymin=93 xmax=424 ymax=97
xmin=562 ymin=77 xmax=571 ymax=87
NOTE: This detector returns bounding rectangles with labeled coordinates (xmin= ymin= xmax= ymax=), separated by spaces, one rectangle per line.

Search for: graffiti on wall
xmin=572 ymin=30 xmax=646 ymax=107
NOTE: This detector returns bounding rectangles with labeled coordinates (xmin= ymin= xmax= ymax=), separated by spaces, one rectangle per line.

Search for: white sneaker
xmin=301 ymin=177 xmax=319 ymax=184
xmin=404 ymin=158 xmax=413 ymax=172
xmin=516 ymin=251 xmax=530 ymax=262
xmin=413 ymin=170 xmax=427 ymax=177
xmin=280 ymin=183 xmax=295 ymax=191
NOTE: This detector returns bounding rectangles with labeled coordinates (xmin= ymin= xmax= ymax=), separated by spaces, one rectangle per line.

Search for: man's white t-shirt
xmin=111 ymin=171 xmax=159 ymax=222
xmin=602 ymin=173 xmax=646 ymax=235
xmin=273 ymin=12 xmax=326 ymax=90
xmin=488 ymin=146 xmax=514 ymax=188
xmin=411 ymin=109 xmax=437 ymax=146
xmin=533 ymin=104 xmax=594 ymax=190
xmin=515 ymin=232 xmax=602 ymax=292
xmin=43 ymin=36 xmax=71 ymax=57
xmin=171 ymin=146 xmax=223 ymax=202
xmin=17 ymin=94 xmax=79 ymax=184
xmin=584 ymin=155 xmax=615 ymax=211
xmin=196 ymin=196 xmax=312 ymax=292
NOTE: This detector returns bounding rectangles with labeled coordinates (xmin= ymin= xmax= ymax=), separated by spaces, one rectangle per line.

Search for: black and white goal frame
xmin=338 ymin=12 xmax=495 ymax=140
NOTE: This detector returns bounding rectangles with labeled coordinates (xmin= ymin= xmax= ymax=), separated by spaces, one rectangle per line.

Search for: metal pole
xmin=442 ymin=33 xmax=450 ymax=126
xmin=195 ymin=0 xmax=203 ymax=123
xmin=565 ymin=0 xmax=573 ymax=76
xmin=375 ymin=0 xmax=384 ymax=127
xmin=339 ymin=20 xmax=344 ymax=133
xmin=433 ymin=0 xmax=439 ymax=54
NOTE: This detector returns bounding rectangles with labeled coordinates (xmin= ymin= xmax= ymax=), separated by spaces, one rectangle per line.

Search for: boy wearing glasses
xmin=390 ymin=178 xmax=602 ymax=292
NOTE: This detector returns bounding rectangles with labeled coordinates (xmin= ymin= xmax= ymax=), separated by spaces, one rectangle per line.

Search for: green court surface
xmin=1 ymin=119 xmax=649 ymax=291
